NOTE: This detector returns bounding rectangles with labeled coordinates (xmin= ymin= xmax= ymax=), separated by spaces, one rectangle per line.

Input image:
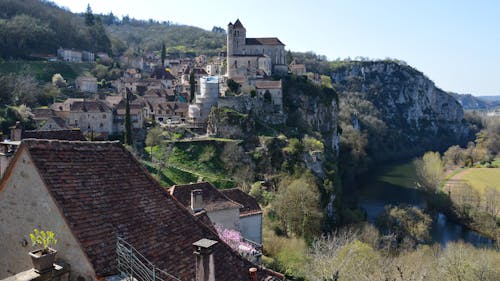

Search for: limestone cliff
xmin=283 ymin=76 xmax=340 ymax=156
xmin=331 ymin=61 xmax=469 ymax=162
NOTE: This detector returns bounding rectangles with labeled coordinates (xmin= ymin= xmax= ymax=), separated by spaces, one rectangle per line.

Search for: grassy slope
xmin=458 ymin=168 xmax=500 ymax=194
xmin=0 ymin=61 xmax=93 ymax=82
xmin=145 ymin=142 xmax=236 ymax=189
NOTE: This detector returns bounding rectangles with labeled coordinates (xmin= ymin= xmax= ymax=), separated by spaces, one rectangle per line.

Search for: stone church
xmin=227 ymin=19 xmax=287 ymax=80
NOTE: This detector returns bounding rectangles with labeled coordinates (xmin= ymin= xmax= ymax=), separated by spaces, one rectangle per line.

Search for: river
xmin=357 ymin=161 xmax=494 ymax=247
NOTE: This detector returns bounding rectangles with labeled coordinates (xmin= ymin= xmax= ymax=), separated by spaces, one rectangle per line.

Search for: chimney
xmin=249 ymin=268 xmax=258 ymax=281
xmin=10 ymin=121 xmax=23 ymax=141
xmin=191 ymin=189 xmax=203 ymax=212
xmin=193 ymin=238 xmax=218 ymax=281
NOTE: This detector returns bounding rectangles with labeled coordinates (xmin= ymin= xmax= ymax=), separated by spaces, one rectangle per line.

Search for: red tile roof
xmin=246 ymin=38 xmax=284 ymax=46
xmin=151 ymin=67 xmax=176 ymax=80
xmin=22 ymin=129 xmax=86 ymax=141
xmin=170 ymin=182 xmax=242 ymax=212
xmin=221 ymin=188 xmax=262 ymax=217
xmin=69 ymin=100 xmax=112 ymax=113
xmin=16 ymin=140 xmax=282 ymax=281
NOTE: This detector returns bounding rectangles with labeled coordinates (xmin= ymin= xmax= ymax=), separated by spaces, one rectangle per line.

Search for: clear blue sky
xmin=51 ymin=0 xmax=500 ymax=96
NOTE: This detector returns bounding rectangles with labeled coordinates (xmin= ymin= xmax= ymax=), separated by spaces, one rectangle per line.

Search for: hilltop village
xmin=1 ymin=19 xmax=307 ymax=144
xmin=0 ymin=19 xmax=302 ymax=281
xmin=1 ymin=4 xmax=499 ymax=281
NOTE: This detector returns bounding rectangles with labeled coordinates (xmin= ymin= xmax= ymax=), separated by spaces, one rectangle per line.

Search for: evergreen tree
xmin=85 ymin=4 xmax=95 ymax=26
xmin=189 ymin=70 xmax=195 ymax=103
xmin=161 ymin=42 xmax=166 ymax=67
xmin=124 ymin=91 xmax=132 ymax=145
xmin=286 ymin=50 xmax=294 ymax=65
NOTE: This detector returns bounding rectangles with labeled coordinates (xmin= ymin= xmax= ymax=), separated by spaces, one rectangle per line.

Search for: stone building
xmin=220 ymin=188 xmax=263 ymax=244
xmin=289 ymin=59 xmax=307 ymax=76
xmin=255 ymin=80 xmax=283 ymax=114
xmin=57 ymin=48 xmax=82 ymax=62
xmin=75 ymin=76 xmax=98 ymax=93
xmin=227 ymin=19 xmax=287 ymax=79
xmin=188 ymin=76 xmax=219 ymax=124
xmin=170 ymin=182 xmax=263 ymax=244
xmin=51 ymin=99 xmax=113 ymax=136
xmin=0 ymin=140 xmax=283 ymax=280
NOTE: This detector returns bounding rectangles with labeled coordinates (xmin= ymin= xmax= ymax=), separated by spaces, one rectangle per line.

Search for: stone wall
xmin=207 ymin=208 xmax=240 ymax=231
xmin=217 ymin=96 xmax=285 ymax=125
xmin=0 ymin=149 xmax=95 ymax=280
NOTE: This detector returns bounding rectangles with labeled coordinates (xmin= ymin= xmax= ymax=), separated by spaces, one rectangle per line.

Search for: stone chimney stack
xmin=10 ymin=121 xmax=23 ymax=141
xmin=193 ymin=238 xmax=218 ymax=281
xmin=249 ymin=267 xmax=258 ymax=281
xmin=191 ymin=189 xmax=203 ymax=212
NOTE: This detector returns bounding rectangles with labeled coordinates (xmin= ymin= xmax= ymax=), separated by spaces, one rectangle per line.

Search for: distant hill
xmin=478 ymin=95 xmax=500 ymax=102
xmin=449 ymin=93 xmax=500 ymax=110
xmin=104 ymin=20 xmax=226 ymax=57
xmin=0 ymin=0 xmax=110 ymax=58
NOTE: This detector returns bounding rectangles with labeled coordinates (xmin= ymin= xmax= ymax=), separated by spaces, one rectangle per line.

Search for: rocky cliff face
xmin=283 ymin=76 xmax=340 ymax=156
xmin=331 ymin=61 xmax=469 ymax=161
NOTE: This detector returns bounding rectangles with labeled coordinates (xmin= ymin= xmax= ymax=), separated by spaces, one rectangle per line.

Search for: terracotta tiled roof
xmin=232 ymin=54 xmax=266 ymax=58
xmin=193 ymin=68 xmax=208 ymax=75
xmin=104 ymin=95 xmax=123 ymax=108
xmin=221 ymin=188 xmax=262 ymax=217
xmin=22 ymin=129 xmax=86 ymax=141
xmin=255 ymin=80 xmax=282 ymax=89
xmin=170 ymin=182 xmax=243 ymax=212
xmin=151 ymin=67 xmax=175 ymax=80
xmin=18 ymin=140 xmax=282 ymax=280
xmin=116 ymin=103 xmax=143 ymax=116
xmin=32 ymin=108 xmax=56 ymax=119
xmin=69 ymin=100 xmax=111 ymax=113
xmin=246 ymin=37 xmax=284 ymax=46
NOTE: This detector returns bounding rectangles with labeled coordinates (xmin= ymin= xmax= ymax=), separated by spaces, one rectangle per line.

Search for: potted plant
xmin=28 ymin=229 xmax=58 ymax=273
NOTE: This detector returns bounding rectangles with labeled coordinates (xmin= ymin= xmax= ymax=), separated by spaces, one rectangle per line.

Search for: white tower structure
xmin=188 ymin=76 xmax=219 ymax=124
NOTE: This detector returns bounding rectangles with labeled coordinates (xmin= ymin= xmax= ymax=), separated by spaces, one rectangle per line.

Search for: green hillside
xmin=105 ymin=21 xmax=226 ymax=56
xmin=0 ymin=0 xmax=111 ymax=58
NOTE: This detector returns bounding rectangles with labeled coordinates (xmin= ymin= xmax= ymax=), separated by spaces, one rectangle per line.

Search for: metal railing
xmin=116 ymin=237 xmax=182 ymax=281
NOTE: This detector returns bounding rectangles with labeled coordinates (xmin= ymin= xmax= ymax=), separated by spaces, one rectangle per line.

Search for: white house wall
xmin=0 ymin=149 xmax=96 ymax=280
xmin=239 ymin=214 xmax=262 ymax=244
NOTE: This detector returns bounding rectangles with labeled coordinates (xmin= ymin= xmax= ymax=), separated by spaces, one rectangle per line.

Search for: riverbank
xmin=440 ymin=167 xmax=500 ymax=243
xmin=357 ymin=161 xmax=495 ymax=247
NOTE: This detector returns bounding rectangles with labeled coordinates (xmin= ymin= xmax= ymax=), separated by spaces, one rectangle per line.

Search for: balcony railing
xmin=116 ymin=237 xmax=182 ymax=281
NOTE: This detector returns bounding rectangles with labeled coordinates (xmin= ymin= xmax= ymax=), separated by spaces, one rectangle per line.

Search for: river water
xmin=357 ymin=162 xmax=494 ymax=247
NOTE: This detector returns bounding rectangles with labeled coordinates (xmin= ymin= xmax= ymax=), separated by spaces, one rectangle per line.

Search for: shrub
xmin=29 ymin=229 xmax=57 ymax=254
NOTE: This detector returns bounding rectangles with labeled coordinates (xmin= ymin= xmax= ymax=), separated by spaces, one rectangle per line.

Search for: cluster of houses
xmin=27 ymin=19 xmax=307 ymax=139
xmin=0 ymin=19 xmax=313 ymax=281
xmin=0 ymin=137 xmax=280 ymax=281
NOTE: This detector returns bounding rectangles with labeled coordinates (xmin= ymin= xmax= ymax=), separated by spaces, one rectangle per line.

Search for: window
xmin=102 ymin=114 xmax=106 ymax=119
xmin=100 ymin=123 xmax=103 ymax=128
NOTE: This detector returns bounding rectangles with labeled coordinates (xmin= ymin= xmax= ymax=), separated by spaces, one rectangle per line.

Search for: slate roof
xmin=16 ymin=140 xmax=282 ymax=280
xmin=170 ymin=182 xmax=243 ymax=213
xmin=221 ymin=188 xmax=262 ymax=217
xmin=22 ymin=129 xmax=86 ymax=141
xmin=233 ymin=19 xmax=245 ymax=29
xmin=246 ymin=38 xmax=284 ymax=46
